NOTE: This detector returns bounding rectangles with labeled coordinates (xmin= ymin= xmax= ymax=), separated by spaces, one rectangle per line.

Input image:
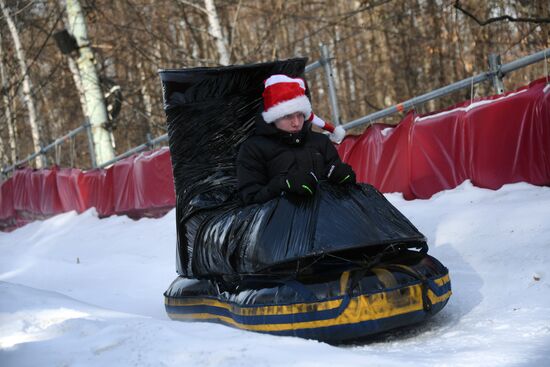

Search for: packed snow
xmin=1 ymin=180 xmax=549 ymax=366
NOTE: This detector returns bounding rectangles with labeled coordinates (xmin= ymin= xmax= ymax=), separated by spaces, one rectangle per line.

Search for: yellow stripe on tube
xmin=166 ymin=283 xmax=451 ymax=332
xmin=166 ymin=296 xmax=343 ymax=316
xmin=166 ymin=273 xmax=451 ymax=318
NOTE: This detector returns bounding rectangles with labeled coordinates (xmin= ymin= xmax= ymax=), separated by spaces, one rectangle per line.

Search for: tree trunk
xmin=66 ymin=56 xmax=89 ymax=118
xmin=204 ymin=0 xmax=230 ymax=65
xmin=0 ymin=0 xmax=43 ymax=167
xmin=137 ymin=61 xmax=153 ymax=135
xmin=0 ymin=31 xmax=17 ymax=164
xmin=66 ymin=0 xmax=115 ymax=165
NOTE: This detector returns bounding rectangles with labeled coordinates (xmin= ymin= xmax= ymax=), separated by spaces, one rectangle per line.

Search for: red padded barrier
xmin=465 ymin=85 xmax=550 ymax=189
xmin=9 ymin=168 xmax=65 ymax=220
xmin=30 ymin=168 xmax=64 ymax=217
xmin=0 ymin=178 xmax=15 ymax=230
xmin=81 ymin=168 xmax=114 ymax=217
xmin=56 ymin=168 xmax=87 ymax=213
xmin=12 ymin=168 xmax=33 ymax=216
xmin=340 ymin=116 xmax=414 ymax=198
xmin=1 ymin=78 xmax=549 ymax=230
xmin=111 ymin=148 xmax=175 ymax=218
xmin=408 ymin=111 xmax=470 ymax=199
xmin=338 ymin=78 xmax=550 ymax=199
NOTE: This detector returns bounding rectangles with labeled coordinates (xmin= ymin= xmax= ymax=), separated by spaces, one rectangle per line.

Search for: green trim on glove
xmin=284 ymin=170 xmax=317 ymax=196
xmin=338 ymin=174 xmax=351 ymax=184
xmin=301 ymin=184 xmax=313 ymax=195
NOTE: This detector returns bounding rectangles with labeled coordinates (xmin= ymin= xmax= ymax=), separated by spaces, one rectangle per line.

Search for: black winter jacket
xmin=237 ymin=119 xmax=342 ymax=205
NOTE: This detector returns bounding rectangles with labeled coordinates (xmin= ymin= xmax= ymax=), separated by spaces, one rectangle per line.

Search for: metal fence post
xmin=489 ymin=54 xmax=505 ymax=95
xmin=40 ymin=143 xmax=48 ymax=168
xmin=85 ymin=119 xmax=97 ymax=168
xmin=320 ymin=44 xmax=341 ymax=125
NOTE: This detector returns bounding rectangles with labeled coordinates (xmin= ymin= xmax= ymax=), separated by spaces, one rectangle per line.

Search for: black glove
xmin=284 ymin=170 xmax=318 ymax=196
xmin=327 ymin=163 xmax=356 ymax=185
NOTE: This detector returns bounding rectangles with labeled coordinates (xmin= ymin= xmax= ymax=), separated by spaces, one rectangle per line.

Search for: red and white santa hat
xmin=261 ymin=74 xmax=346 ymax=143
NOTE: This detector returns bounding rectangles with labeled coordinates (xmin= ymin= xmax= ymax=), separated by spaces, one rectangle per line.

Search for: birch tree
xmin=66 ymin=57 xmax=89 ymax=118
xmin=66 ymin=0 xmax=115 ymax=165
xmin=204 ymin=0 xmax=230 ymax=65
xmin=0 ymin=0 xmax=43 ymax=167
xmin=0 ymin=32 xmax=17 ymax=164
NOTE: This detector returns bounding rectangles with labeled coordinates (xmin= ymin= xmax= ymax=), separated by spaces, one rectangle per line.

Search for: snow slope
xmin=1 ymin=181 xmax=549 ymax=366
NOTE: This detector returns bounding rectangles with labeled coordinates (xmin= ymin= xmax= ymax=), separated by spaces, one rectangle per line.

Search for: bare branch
xmin=176 ymin=0 xmax=208 ymax=15
xmin=454 ymin=1 xmax=550 ymax=25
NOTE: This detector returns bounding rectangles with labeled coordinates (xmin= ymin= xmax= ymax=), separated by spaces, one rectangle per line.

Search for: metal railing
xmin=97 ymin=133 xmax=170 ymax=168
xmin=341 ymin=48 xmax=550 ymax=131
xmin=1 ymin=121 xmax=97 ymax=175
xmin=2 ymin=47 xmax=549 ymax=176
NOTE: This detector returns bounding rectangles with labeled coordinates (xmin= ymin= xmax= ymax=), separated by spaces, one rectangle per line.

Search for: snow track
xmin=1 ymin=181 xmax=549 ymax=366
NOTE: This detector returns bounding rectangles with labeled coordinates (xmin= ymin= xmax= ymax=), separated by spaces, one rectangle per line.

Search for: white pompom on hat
xmin=308 ymin=112 xmax=347 ymax=144
xmin=261 ymin=74 xmax=346 ymax=143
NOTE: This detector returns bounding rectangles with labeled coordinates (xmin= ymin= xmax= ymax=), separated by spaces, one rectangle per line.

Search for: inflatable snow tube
xmin=165 ymin=252 xmax=451 ymax=343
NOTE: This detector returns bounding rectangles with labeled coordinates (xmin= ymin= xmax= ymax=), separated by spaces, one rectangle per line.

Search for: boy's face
xmin=274 ymin=112 xmax=305 ymax=133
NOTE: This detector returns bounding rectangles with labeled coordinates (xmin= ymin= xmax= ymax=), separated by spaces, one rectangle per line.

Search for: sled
xmin=159 ymin=58 xmax=452 ymax=342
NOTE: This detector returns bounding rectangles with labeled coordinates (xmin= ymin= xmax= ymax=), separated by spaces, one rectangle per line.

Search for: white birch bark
xmin=66 ymin=0 xmax=115 ymax=165
xmin=204 ymin=0 xmax=230 ymax=65
xmin=66 ymin=56 xmax=88 ymax=118
xmin=0 ymin=0 xmax=43 ymax=167
xmin=0 ymin=32 xmax=17 ymax=164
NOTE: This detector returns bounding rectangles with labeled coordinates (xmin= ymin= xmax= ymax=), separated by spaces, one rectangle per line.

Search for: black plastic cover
xmin=189 ymin=183 xmax=426 ymax=277
xmin=159 ymin=59 xmax=426 ymax=279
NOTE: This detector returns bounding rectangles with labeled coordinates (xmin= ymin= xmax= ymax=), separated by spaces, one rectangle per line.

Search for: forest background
xmin=0 ymin=0 xmax=548 ymax=169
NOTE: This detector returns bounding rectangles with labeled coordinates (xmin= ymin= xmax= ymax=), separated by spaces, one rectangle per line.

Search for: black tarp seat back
xmin=159 ymin=59 xmax=308 ymax=277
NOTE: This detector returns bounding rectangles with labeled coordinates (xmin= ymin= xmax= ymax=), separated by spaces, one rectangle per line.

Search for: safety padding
xmin=338 ymin=77 xmax=550 ymax=199
xmin=56 ymin=168 xmax=88 ymax=213
xmin=111 ymin=149 xmax=175 ymax=218
xmin=0 ymin=147 xmax=175 ymax=229
xmin=81 ymin=168 xmax=115 ymax=217
xmin=165 ymin=254 xmax=451 ymax=342
xmin=12 ymin=168 xmax=64 ymax=219
xmin=0 ymin=177 xmax=15 ymax=230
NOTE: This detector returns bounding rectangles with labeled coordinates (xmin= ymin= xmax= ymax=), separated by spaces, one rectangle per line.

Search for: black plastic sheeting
xmin=160 ymin=59 xmax=427 ymax=279
xmin=188 ymin=183 xmax=426 ymax=278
